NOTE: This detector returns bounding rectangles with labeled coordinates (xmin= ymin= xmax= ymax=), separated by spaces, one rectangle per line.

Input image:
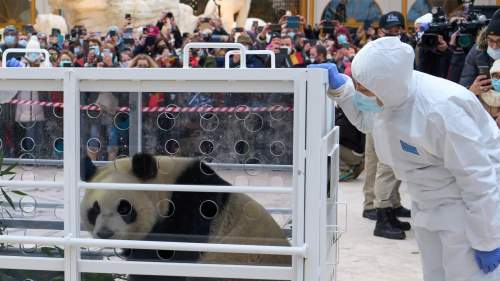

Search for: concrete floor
xmin=336 ymin=173 xmax=423 ymax=281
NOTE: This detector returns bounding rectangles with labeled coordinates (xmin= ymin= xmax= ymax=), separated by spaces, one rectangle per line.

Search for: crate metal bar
xmin=2 ymin=49 xmax=51 ymax=68
xmin=0 ymin=235 xmax=69 ymax=245
xmin=72 ymin=238 xmax=307 ymax=256
xmin=0 ymin=235 xmax=307 ymax=257
xmin=64 ymin=69 xmax=81 ymax=281
xmin=0 ymin=180 xmax=63 ymax=188
xmin=183 ymin=43 xmax=247 ymax=69
xmin=1 ymin=219 xmax=64 ymax=230
xmin=0 ymin=235 xmax=306 ymax=256
xmin=225 ymin=50 xmax=276 ymax=69
xmin=70 ymin=68 xmax=303 ymax=81
xmin=2 ymin=158 xmax=63 ymax=165
xmin=0 ymin=256 xmax=64 ymax=271
xmin=79 ymin=80 xmax=294 ymax=93
xmin=80 ymin=260 xmax=292 ymax=280
xmin=8 ymin=203 xmax=288 ymax=212
xmin=304 ymin=69 xmax=329 ymax=281
xmin=79 ymin=182 xmax=293 ymax=193
xmin=292 ymin=74 xmax=308 ymax=281
xmin=2 ymin=158 xmax=293 ymax=171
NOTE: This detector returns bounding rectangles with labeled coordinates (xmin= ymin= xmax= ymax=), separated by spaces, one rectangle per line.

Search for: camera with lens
xmin=420 ymin=1 xmax=489 ymax=50
xmin=454 ymin=0 xmax=489 ymax=49
xmin=420 ymin=7 xmax=452 ymax=50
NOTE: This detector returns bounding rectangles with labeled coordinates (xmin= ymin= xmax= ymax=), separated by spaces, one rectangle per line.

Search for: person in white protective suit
xmin=310 ymin=36 xmax=500 ymax=281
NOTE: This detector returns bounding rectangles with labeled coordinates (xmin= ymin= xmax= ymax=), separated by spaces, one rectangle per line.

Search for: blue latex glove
xmin=475 ymin=248 xmax=500 ymax=274
xmin=6 ymin=58 xmax=23 ymax=68
xmin=308 ymin=63 xmax=347 ymax=90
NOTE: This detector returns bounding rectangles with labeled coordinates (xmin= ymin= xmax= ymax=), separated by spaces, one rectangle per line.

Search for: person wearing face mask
xmin=280 ymin=35 xmax=307 ymax=68
xmin=0 ymin=26 xmax=24 ymax=61
xmin=99 ymin=43 xmax=118 ymax=68
xmin=57 ymin=51 xmax=74 ymax=68
xmin=481 ymin=59 xmax=500 ymax=127
xmin=37 ymin=33 xmax=48 ymax=50
xmin=119 ymin=49 xmax=133 ymax=68
xmin=85 ymin=39 xmax=102 ymax=67
xmin=357 ymin=11 xmax=412 ymax=240
xmin=309 ymin=44 xmax=328 ymax=65
xmin=460 ymin=9 xmax=500 ymax=96
xmin=312 ymin=36 xmax=500 ymax=281
xmin=378 ymin=11 xmax=414 ymax=45
xmin=17 ymin=36 xmax=28 ymax=49
xmin=48 ymin=47 xmax=60 ymax=67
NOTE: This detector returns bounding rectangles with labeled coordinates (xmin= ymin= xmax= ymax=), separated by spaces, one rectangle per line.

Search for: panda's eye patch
xmin=117 ymin=200 xmax=133 ymax=216
xmin=117 ymin=199 xmax=137 ymax=224
xmin=87 ymin=201 xmax=101 ymax=225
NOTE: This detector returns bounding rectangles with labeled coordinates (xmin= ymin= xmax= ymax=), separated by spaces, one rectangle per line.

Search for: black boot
xmin=373 ymin=208 xmax=406 ymax=240
xmin=362 ymin=209 xmax=377 ymax=220
xmin=389 ymin=208 xmax=411 ymax=231
xmin=394 ymin=206 xmax=411 ymax=218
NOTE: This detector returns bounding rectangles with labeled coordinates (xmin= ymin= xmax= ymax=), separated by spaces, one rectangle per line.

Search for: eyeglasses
xmin=487 ymin=37 xmax=500 ymax=48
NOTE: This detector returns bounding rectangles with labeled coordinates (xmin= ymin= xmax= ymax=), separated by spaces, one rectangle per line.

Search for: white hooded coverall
xmin=331 ymin=37 xmax=500 ymax=281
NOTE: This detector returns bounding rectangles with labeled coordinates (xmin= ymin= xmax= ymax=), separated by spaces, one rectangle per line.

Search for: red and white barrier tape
xmin=6 ymin=99 xmax=293 ymax=113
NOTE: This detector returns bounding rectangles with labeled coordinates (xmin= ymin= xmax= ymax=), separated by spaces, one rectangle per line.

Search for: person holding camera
xmin=460 ymin=9 xmax=500 ymax=97
xmin=133 ymin=26 xmax=160 ymax=57
xmin=156 ymin=12 xmax=183 ymax=49
xmin=416 ymin=23 xmax=452 ymax=79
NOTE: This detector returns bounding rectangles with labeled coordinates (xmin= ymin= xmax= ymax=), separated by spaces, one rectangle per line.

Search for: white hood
xmin=351 ymin=37 xmax=415 ymax=109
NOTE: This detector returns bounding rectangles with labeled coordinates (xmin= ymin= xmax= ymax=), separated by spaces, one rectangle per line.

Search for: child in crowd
xmin=483 ymin=60 xmax=500 ymax=127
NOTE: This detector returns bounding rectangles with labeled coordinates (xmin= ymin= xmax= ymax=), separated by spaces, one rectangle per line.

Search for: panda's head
xmin=81 ymin=153 xmax=176 ymax=240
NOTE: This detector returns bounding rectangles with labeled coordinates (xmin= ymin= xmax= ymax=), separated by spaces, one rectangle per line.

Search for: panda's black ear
xmin=81 ymin=156 xmax=97 ymax=181
xmin=132 ymin=153 xmax=158 ymax=181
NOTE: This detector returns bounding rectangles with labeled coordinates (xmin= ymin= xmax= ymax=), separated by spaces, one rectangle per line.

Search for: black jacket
xmin=459 ymin=27 xmax=494 ymax=88
xmin=416 ymin=45 xmax=452 ymax=79
xmin=336 ymin=108 xmax=365 ymax=154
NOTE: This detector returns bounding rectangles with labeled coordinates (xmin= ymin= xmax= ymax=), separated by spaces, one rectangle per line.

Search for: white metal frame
xmin=0 ymin=64 xmax=340 ymax=281
xmin=2 ymin=48 xmax=51 ymax=68
xmin=183 ymin=43 xmax=247 ymax=69
xmin=224 ymin=50 xmax=276 ymax=69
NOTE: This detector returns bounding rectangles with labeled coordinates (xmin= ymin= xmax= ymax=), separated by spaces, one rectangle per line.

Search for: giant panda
xmin=81 ymin=153 xmax=291 ymax=281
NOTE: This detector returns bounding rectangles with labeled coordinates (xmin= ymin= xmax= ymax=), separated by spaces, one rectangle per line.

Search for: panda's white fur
xmin=81 ymin=154 xmax=290 ymax=280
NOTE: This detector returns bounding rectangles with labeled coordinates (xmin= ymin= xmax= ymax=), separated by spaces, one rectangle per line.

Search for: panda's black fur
xmin=131 ymin=153 xmax=159 ymax=181
xmin=81 ymin=153 xmax=290 ymax=281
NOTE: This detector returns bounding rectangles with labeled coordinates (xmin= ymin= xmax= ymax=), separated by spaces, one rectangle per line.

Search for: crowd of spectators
xmin=0 ymin=8 xmax=499 ymax=164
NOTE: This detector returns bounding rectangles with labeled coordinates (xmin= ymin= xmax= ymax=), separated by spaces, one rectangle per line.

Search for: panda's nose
xmin=96 ymin=228 xmax=115 ymax=239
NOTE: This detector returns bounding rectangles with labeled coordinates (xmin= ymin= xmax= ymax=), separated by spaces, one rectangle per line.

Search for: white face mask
xmin=487 ymin=47 xmax=500 ymax=60
xmin=310 ymin=58 xmax=315 ymax=64
xmin=18 ymin=39 xmax=28 ymax=48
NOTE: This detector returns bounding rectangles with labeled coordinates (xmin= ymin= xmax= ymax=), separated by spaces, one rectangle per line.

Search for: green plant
xmin=0 ymin=155 xmax=122 ymax=281
xmin=0 ymin=153 xmax=19 ymax=236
